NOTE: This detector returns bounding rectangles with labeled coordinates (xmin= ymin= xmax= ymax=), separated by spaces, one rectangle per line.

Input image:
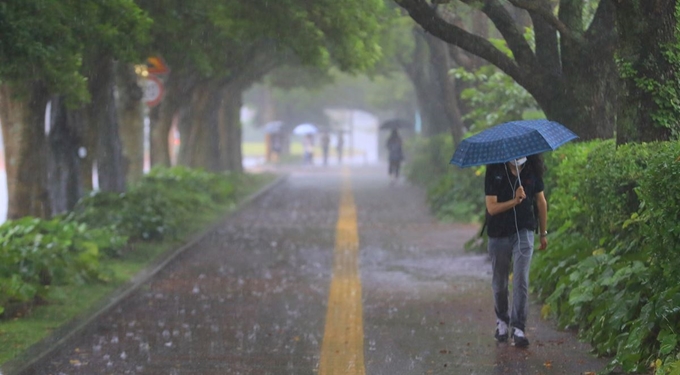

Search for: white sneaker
xmin=512 ymin=328 xmax=529 ymax=347
xmin=494 ymin=320 xmax=508 ymax=342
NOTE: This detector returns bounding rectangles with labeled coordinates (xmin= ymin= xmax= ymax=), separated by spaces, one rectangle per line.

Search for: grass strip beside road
xmin=0 ymin=172 xmax=277 ymax=365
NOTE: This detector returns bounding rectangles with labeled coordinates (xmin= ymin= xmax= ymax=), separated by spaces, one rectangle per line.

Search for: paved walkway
xmin=17 ymin=165 xmax=607 ymax=374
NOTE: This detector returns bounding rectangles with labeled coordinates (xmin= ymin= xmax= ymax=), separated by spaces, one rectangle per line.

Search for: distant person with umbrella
xmin=293 ymin=123 xmax=318 ymax=165
xmin=450 ymin=119 xmax=577 ymax=348
xmin=380 ymin=119 xmax=411 ymax=182
xmin=386 ymin=129 xmax=404 ymax=181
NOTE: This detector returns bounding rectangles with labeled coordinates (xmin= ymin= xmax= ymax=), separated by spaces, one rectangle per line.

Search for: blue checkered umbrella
xmin=450 ymin=119 xmax=578 ymax=168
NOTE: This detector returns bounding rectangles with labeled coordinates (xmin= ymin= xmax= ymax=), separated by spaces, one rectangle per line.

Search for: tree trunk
xmin=203 ymin=84 xmax=223 ymax=172
xmin=177 ymin=103 xmax=192 ymax=167
xmin=403 ymin=30 xmax=446 ymax=137
xmin=535 ymin=47 xmax=618 ymax=140
xmin=159 ymin=73 xmax=200 ymax=168
xmin=48 ymin=97 xmax=83 ymax=215
xmin=116 ymin=62 xmax=144 ymax=184
xmin=87 ymin=55 xmax=126 ymax=192
xmin=0 ymin=85 xmax=21 ymax=218
xmin=0 ymin=83 xmax=51 ymax=219
xmin=425 ymin=33 xmax=466 ymax=146
xmin=403 ymin=30 xmax=466 ymax=143
xmin=615 ymin=0 xmax=679 ymax=143
xmin=78 ymin=107 xmax=96 ymax=191
xmin=219 ymin=83 xmax=244 ymax=172
xmin=180 ymin=82 xmax=216 ymax=170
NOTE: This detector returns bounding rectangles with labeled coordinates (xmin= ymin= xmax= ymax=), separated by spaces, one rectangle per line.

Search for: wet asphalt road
xmin=20 ymin=166 xmax=607 ymax=374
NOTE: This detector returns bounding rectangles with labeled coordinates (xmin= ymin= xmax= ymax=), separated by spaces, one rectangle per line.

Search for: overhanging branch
xmin=470 ymin=0 xmax=537 ymax=69
xmin=507 ymin=0 xmax=581 ymax=43
xmin=396 ymin=0 xmax=528 ymax=86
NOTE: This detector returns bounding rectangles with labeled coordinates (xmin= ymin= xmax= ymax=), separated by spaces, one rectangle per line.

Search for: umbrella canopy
xmin=379 ymin=118 xmax=412 ymax=130
xmin=293 ymin=123 xmax=318 ymax=135
xmin=263 ymin=121 xmax=283 ymax=134
xmin=450 ymin=119 xmax=578 ymax=168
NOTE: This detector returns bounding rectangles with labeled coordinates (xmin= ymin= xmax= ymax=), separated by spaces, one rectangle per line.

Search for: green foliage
xmin=616 ymin=2 xmax=680 ymax=140
xmin=0 ymin=0 xmax=150 ymax=103
xmin=70 ymin=166 xmax=236 ymax=243
xmin=0 ymin=217 xmax=119 ymax=316
xmin=139 ymin=0 xmax=386 ymax=83
xmin=0 ymin=0 xmax=86 ymax=100
xmin=75 ymin=0 xmax=151 ymax=62
xmin=531 ymin=140 xmax=680 ymax=373
xmin=452 ymin=65 xmax=543 ymax=132
xmin=426 ymin=168 xmax=485 ymax=223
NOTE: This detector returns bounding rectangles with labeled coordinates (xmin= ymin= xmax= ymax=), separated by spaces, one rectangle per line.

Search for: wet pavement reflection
xmin=21 ymin=166 xmax=606 ymax=374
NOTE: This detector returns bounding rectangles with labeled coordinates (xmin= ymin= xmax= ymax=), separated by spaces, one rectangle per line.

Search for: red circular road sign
xmin=142 ymin=75 xmax=164 ymax=107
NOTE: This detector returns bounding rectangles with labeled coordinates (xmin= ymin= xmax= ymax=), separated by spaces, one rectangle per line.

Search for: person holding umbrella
xmin=380 ymin=119 xmax=410 ymax=182
xmin=386 ymin=129 xmax=404 ymax=181
xmin=449 ymin=119 xmax=578 ymax=348
xmin=485 ymin=155 xmax=547 ymax=347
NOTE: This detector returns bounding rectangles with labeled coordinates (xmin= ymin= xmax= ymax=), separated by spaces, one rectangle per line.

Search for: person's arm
xmin=485 ymin=186 xmax=525 ymax=216
xmin=535 ymin=191 xmax=548 ymax=250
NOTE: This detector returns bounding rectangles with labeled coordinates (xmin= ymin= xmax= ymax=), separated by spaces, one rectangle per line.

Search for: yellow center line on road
xmin=318 ymin=168 xmax=366 ymax=375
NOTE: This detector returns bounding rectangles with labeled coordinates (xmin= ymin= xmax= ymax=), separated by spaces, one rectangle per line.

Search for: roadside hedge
xmin=0 ymin=167 xmax=241 ymax=318
xmin=535 ymin=140 xmax=680 ymax=374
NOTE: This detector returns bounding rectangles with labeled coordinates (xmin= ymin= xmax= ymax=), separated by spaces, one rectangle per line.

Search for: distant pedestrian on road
xmin=484 ymin=154 xmax=548 ymax=348
xmin=271 ymin=133 xmax=282 ymax=163
xmin=386 ymin=129 xmax=404 ymax=181
xmin=336 ymin=132 xmax=344 ymax=164
xmin=303 ymin=134 xmax=314 ymax=165
xmin=321 ymin=132 xmax=330 ymax=166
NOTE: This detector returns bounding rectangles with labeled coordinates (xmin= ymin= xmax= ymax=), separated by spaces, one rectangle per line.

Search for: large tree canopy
xmin=0 ymin=0 xmax=150 ymax=103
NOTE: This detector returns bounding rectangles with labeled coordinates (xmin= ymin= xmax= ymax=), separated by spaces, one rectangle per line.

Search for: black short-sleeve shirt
xmin=484 ymin=163 xmax=544 ymax=238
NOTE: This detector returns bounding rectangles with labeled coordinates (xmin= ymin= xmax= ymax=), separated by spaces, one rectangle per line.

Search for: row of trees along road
xmin=2 ymin=0 xmax=679 ymax=222
xmin=0 ymin=0 xmax=386 ymax=220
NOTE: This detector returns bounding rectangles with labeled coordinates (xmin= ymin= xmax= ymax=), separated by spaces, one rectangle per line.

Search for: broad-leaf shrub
xmin=532 ymin=140 xmax=680 ymax=373
xmin=426 ymin=168 xmax=485 ymax=223
xmin=0 ymin=218 xmax=121 ymax=316
xmin=69 ymin=166 xmax=236 ymax=242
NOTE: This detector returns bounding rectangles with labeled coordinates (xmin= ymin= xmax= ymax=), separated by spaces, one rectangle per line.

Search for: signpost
xmin=137 ymin=55 xmax=169 ymax=107
xmin=141 ymin=75 xmax=164 ymax=107
xmin=146 ymin=56 xmax=170 ymax=75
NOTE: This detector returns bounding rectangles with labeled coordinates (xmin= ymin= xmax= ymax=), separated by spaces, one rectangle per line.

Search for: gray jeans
xmin=488 ymin=229 xmax=534 ymax=331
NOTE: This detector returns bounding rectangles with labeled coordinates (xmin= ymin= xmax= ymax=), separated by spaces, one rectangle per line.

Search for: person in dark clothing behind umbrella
xmin=386 ymin=129 xmax=404 ymax=181
xmin=485 ymin=154 xmax=548 ymax=348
